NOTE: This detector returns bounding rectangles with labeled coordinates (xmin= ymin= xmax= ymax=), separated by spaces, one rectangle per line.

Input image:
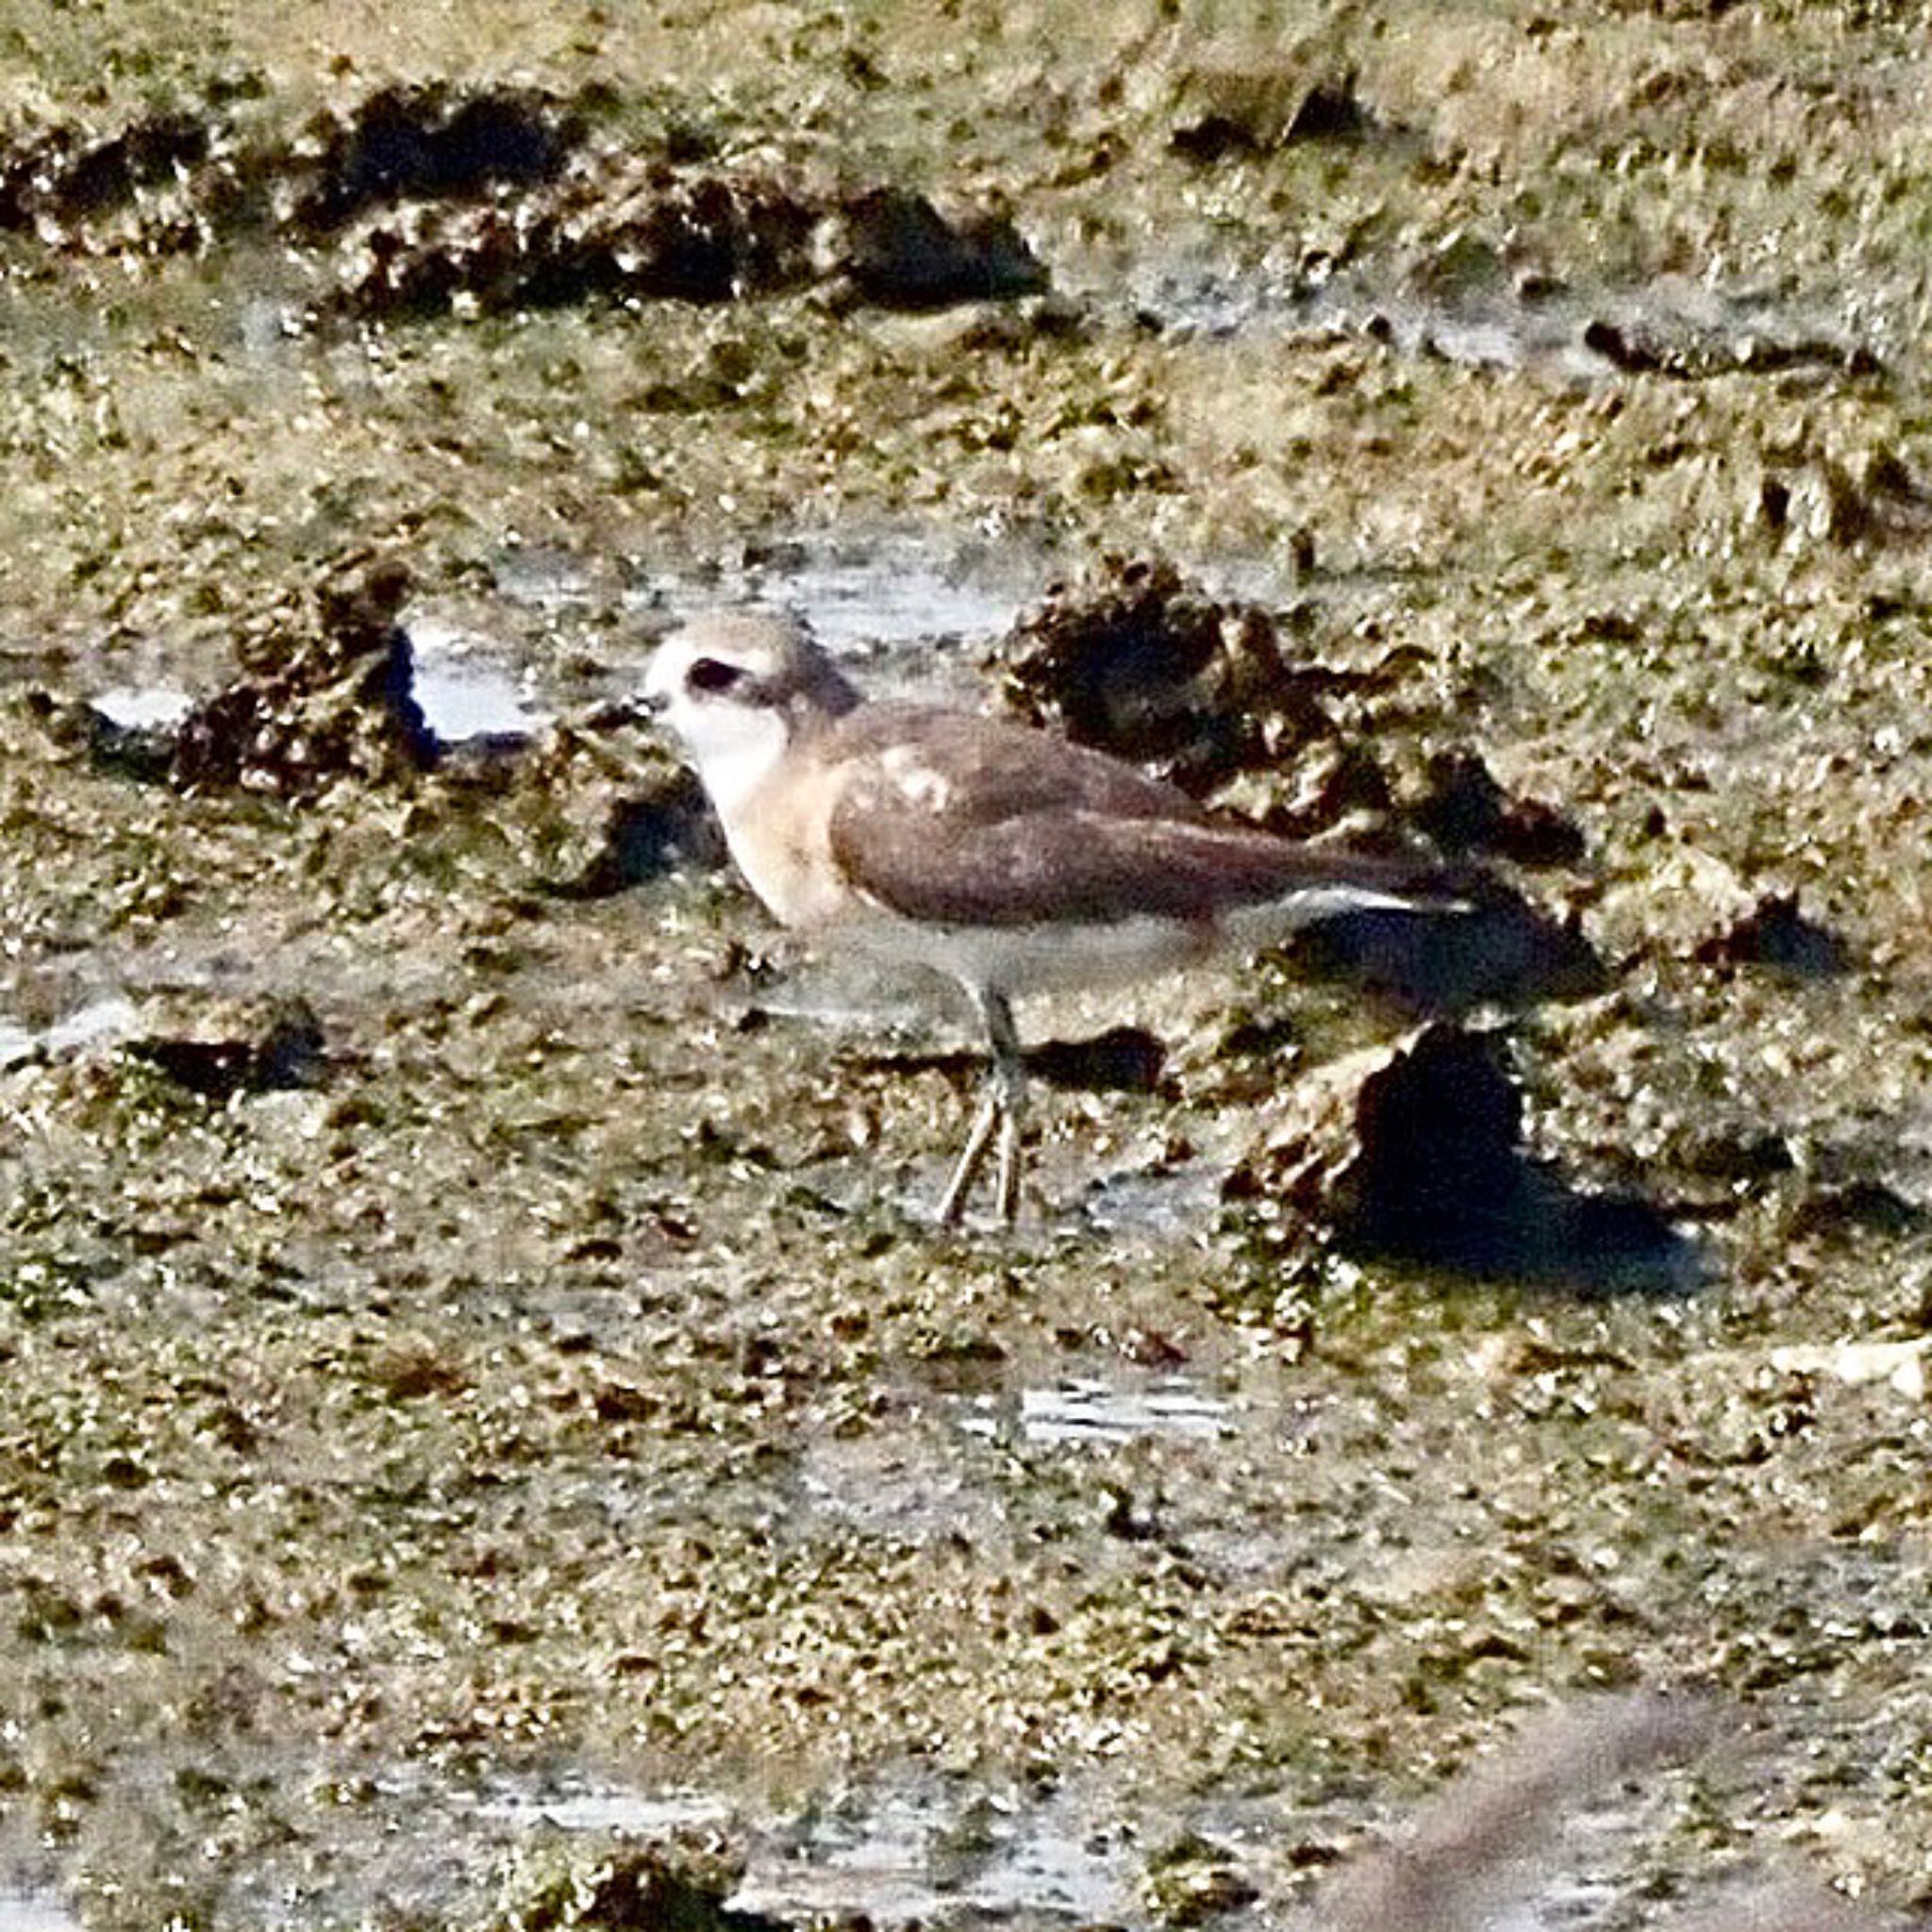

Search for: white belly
xmin=838 ymin=906 xmax=1218 ymax=1002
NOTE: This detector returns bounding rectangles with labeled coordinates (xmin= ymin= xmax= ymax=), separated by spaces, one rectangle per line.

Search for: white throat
xmin=674 ymin=699 xmax=793 ymax=819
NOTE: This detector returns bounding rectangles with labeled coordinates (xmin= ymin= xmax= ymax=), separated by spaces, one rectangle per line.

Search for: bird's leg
xmin=936 ymin=988 xmax=1026 ymax=1227
xmin=985 ymin=991 xmax=1026 ymax=1225
xmin=937 ymin=1090 xmax=999 ymax=1226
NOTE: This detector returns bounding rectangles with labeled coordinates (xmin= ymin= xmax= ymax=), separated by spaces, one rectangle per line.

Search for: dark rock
xmin=992 ymin=556 xmax=1333 ymax=794
xmin=1859 ymin=441 xmax=1926 ymax=509
xmin=1170 ymin=113 xmax=1264 ymax=162
xmin=1786 ymin=1178 xmax=1926 ymax=1241
xmin=325 ymin=153 xmax=822 ymax=318
xmin=170 ymin=555 xmax=436 ymax=796
xmin=470 ymin=709 xmax=724 ymax=898
xmin=504 ymin=1849 xmax=786 ymax=1932
xmin=1285 ymin=74 xmax=1368 ymax=142
xmin=284 ymin=82 xmax=583 ymax=234
xmin=1170 ymin=64 xmax=1368 ymax=160
xmin=123 ymin=995 xmax=326 ymax=1100
xmin=26 ymin=81 xmax=553 ymax=271
xmin=1225 ymin=1023 xmax=1692 ymax=1293
xmin=1249 ymin=739 xmax=1395 ymax=840
xmin=0 ymin=80 xmax=583 ymax=257
xmin=0 ymin=85 xmax=1053 ymax=317
xmin=0 ymin=107 xmax=211 ymax=230
xmin=1581 ymin=315 xmax=1876 ymax=383
xmin=547 ymin=768 xmax=724 ymax=898
xmin=820 ymin=185 xmax=1045 ymax=308
xmin=1024 ymin=1025 xmax=1167 ymax=1094
xmin=324 ymin=152 xmax=1043 ymax=322
xmin=1693 ymin=891 xmax=1850 ymax=978
xmin=1408 ymin=748 xmax=1587 ymax=868
xmin=1668 ymin=1124 xmax=1796 ymax=1189
xmin=29 ymin=556 xmax=438 ymax=797
xmin=1756 ymin=473 xmax=1791 ymax=535
xmin=21 ymin=689 xmax=177 ymax=783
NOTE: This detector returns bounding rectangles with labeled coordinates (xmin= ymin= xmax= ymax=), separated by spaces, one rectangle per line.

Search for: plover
xmin=645 ymin=609 xmax=1460 ymax=1225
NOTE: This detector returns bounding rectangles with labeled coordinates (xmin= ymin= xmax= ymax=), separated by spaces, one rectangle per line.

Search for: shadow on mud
xmin=1227 ymin=1023 xmax=1698 ymax=1298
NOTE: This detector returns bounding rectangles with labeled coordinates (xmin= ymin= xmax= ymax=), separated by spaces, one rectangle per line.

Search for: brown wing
xmin=823 ymin=705 xmax=1435 ymax=930
xmin=824 ymin=703 xmax=1202 ymax=825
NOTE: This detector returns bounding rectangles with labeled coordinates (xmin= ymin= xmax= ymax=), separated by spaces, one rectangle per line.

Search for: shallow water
xmin=407 ymin=614 xmax=554 ymax=744
xmin=960 ymin=1374 xmax=1234 ymax=1448
xmin=456 ymin=1745 xmax=1690 ymax=1932
xmin=732 ymin=1773 xmax=1136 ymax=1928
xmin=0 ymin=1890 xmax=82 ymax=1932
xmin=475 ymin=1782 xmax=734 ymax=1837
xmin=625 ymin=534 xmax=1039 ymax=703
xmin=69 ymin=525 xmax=1286 ymax=788
xmin=1132 ymin=258 xmax=1880 ymax=383
xmin=90 ymin=684 xmax=194 ymax=731
xmin=0 ymin=994 xmax=142 ymax=1066
xmin=79 ymin=625 xmax=553 ymax=760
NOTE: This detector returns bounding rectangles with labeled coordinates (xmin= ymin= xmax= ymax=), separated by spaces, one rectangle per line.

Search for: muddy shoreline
xmin=5 ymin=4 xmax=1932 ymax=1927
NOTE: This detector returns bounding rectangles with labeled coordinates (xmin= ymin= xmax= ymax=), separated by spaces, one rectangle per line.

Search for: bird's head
xmin=643 ymin=610 xmax=862 ymax=812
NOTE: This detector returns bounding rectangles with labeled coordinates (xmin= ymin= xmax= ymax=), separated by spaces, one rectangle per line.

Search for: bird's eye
xmin=687 ymin=657 xmax=745 ymax=695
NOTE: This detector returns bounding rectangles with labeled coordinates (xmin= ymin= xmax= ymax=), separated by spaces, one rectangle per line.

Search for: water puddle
xmin=91 ymin=683 xmax=194 ymax=731
xmin=407 ymin=615 xmax=553 ymax=746
xmin=626 ymin=533 xmax=1041 ymax=705
xmin=733 ymin=1774 xmax=1134 ymax=1927
xmin=961 ymin=1374 xmax=1233 ymax=1448
xmin=0 ymin=993 xmax=142 ymax=1067
xmin=729 ymin=545 xmax=1024 ymax=657
xmin=470 ymin=1766 xmax=1133 ymax=1928
xmin=475 ymin=1781 xmax=732 ymax=1837
xmin=1134 ymin=257 xmax=1875 ymax=384
xmin=462 ymin=528 xmax=1323 ymax=733
xmin=75 ymin=616 xmax=555 ymax=763
xmin=0 ymin=1890 xmax=83 ymax=1932
xmin=461 ymin=1765 xmax=1691 ymax=1931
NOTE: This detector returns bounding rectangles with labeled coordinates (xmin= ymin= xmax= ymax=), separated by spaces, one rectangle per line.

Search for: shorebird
xmin=644 ymin=609 xmax=1460 ymax=1225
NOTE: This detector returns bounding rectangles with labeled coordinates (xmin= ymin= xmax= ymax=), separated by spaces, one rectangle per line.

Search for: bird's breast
xmin=720 ymin=758 xmax=855 ymax=930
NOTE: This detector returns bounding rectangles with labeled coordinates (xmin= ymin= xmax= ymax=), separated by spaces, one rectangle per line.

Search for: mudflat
xmin=3 ymin=5 xmax=1931 ymax=1926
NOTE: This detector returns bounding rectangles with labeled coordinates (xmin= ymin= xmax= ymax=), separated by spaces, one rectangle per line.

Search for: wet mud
xmin=5 ymin=3 xmax=1932 ymax=1928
